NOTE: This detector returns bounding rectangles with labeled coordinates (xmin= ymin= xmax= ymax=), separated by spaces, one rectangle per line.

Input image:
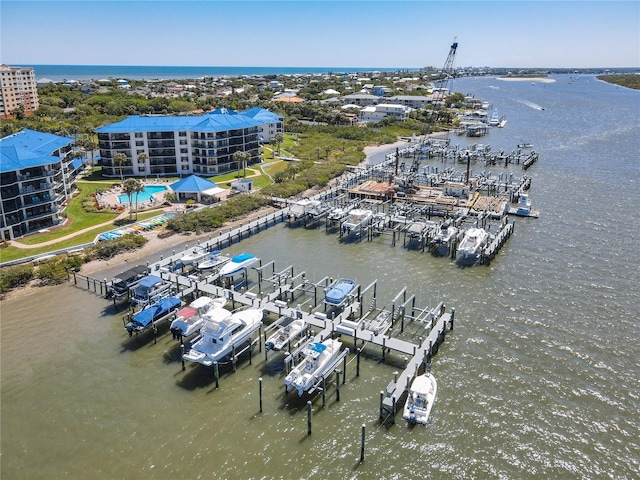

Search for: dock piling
xmin=259 ymin=377 xmax=263 ymax=413
xmin=360 ymin=424 xmax=366 ymax=462
xmin=307 ymin=401 xmax=312 ymax=435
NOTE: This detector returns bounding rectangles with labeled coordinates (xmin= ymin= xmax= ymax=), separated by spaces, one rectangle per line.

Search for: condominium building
xmin=96 ymin=107 xmax=282 ymax=178
xmin=0 ymin=64 xmax=39 ymax=118
xmin=360 ymin=104 xmax=413 ymax=123
xmin=1 ymin=129 xmax=84 ymax=240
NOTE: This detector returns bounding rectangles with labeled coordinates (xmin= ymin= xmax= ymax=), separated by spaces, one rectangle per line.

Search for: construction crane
xmin=432 ymin=37 xmax=459 ymax=115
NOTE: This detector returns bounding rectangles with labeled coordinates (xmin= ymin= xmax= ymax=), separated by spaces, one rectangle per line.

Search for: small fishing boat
xmin=402 ymin=372 xmax=438 ymax=425
xmin=169 ymin=295 xmax=227 ymax=339
xmin=197 ymin=250 xmax=231 ymax=271
xmin=182 ymin=307 xmax=263 ymax=366
xmin=341 ymin=208 xmax=372 ymax=233
xmin=284 ymin=339 xmax=343 ymax=396
xmin=518 ymin=142 xmax=534 ymax=149
xmin=265 ymin=317 xmax=308 ymax=352
xmin=181 ymin=246 xmax=210 ymax=266
xmin=432 ymin=221 xmax=458 ymax=244
xmin=218 ymin=253 xmax=259 ymax=278
xmin=324 ymin=278 xmax=357 ymax=307
xmin=456 ymin=227 xmax=489 ymax=261
xmin=125 ymin=296 xmax=182 ymax=336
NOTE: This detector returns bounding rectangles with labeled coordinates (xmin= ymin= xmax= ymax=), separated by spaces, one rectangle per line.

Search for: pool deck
xmin=98 ymin=184 xmax=169 ymax=210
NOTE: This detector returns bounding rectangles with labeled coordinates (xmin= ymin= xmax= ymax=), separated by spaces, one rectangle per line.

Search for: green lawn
xmin=15 ymin=182 xmax=119 ymax=245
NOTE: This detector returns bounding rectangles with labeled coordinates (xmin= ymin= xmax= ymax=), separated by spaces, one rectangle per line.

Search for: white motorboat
xmin=433 ymin=221 xmax=458 ymax=244
xmin=327 ymin=205 xmax=353 ymax=222
xmin=182 ymin=307 xmax=263 ymax=366
xmin=265 ymin=317 xmax=307 ymax=352
xmin=284 ymin=338 xmax=343 ymax=396
xmin=218 ymin=253 xmax=259 ymax=278
xmin=169 ymin=296 xmax=227 ymax=339
xmin=518 ymin=142 xmax=534 ymax=149
xmin=341 ymin=208 xmax=372 ymax=233
xmin=289 ymin=199 xmax=321 ymax=220
xmin=197 ymin=250 xmax=231 ymax=271
xmin=181 ymin=246 xmax=210 ymax=266
xmin=406 ymin=219 xmax=438 ymax=239
xmin=402 ymin=372 xmax=438 ymax=425
xmin=456 ymin=227 xmax=489 ymax=260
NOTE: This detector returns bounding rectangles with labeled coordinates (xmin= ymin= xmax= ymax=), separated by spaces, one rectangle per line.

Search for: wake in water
xmin=515 ymin=98 xmax=545 ymax=110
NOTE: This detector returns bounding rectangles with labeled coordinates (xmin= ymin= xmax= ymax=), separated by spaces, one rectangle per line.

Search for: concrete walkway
xmin=9 ymin=210 xmax=132 ymax=249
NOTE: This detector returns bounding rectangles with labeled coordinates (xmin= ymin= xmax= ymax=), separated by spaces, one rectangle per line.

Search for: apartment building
xmin=0 ymin=64 xmax=39 ymax=118
xmin=96 ymin=108 xmax=281 ymax=177
xmin=360 ymin=104 xmax=413 ymax=123
xmin=0 ymin=129 xmax=84 ymax=240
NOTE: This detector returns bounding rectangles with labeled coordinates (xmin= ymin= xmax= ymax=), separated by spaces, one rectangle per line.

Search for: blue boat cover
xmin=137 ymin=275 xmax=162 ymax=289
xmin=133 ymin=296 xmax=181 ymax=327
xmin=231 ymin=253 xmax=254 ymax=263
xmin=325 ymin=279 xmax=355 ymax=304
xmin=310 ymin=342 xmax=327 ymax=353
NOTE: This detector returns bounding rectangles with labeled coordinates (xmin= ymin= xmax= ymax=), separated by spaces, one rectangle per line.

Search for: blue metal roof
xmin=96 ymin=109 xmax=262 ymax=134
xmin=170 ymin=175 xmax=218 ymax=192
xmin=0 ymin=129 xmax=75 ymax=173
xmin=242 ymin=107 xmax=283 ymax=123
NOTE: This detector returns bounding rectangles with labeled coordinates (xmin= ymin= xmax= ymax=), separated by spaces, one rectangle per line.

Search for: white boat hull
xmin=403 ymin=373 xmax=438 ymax=425
xmin=284 ymin=339 xmax=343 ymax=396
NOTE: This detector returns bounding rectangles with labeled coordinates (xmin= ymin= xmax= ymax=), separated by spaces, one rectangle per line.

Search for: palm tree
xmin=233 ymin=150 xmax=251 ymax=178
xmin=122 ymin=178 xmax=143 ymax=221
xmin=132 ymin=180 xmax=145 ymax=220
xmin=76 ymin=138 xmax=97 ymax=169
xmin=274 ymin=133 xmax=284 ymax=155
xmin=113 ymin=152 xmax=128 ymax=182
xmin=137 ymin=152 xmax=149 ymax=176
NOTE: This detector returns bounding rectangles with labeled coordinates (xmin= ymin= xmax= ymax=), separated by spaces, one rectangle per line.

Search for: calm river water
xmin=2 ymin=75 xmax=639 ymax=479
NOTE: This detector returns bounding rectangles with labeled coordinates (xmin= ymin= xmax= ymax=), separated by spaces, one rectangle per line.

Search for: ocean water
xmin=26 ymin=65 xmax=401 ymax=82
xmin=1 ymin=75 xmax=639 ymax=479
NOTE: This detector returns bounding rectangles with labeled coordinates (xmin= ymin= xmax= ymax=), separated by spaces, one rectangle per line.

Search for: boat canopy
xmin=175 ymin=307 xmax=197 ymax=320
xmin=310 ymin=342 xmax=327 ymax=353
xmin=113 ymin=265 xmax=147 ymax=284
xmin=133 ymin=297 xmax=181 ymax=327
xmin=325 ymin=279 xmax=356 ymax=305
xmin=231 ymin=253 xmax=255 ymax=263
xmin=137 ymin=275 xmax=163 ymax=289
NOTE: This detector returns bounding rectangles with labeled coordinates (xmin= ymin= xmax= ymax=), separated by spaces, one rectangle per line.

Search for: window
xmin=178 ymin=131 xmax=187 ymax=137
xmin=135 ymin=132 xmax=143 ymax=138
xmin=181 ymin=165 xmax=189 ymax=170
xmin=136 ymin=141 xmax=143 ymax=146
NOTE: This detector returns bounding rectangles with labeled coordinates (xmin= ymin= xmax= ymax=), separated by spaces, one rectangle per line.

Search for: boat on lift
xmin=341 ymin=208 xmax=373 ymax=234
xmin=284 ymin=339 xmax=344 ymax=396
xmin=182 ymin=307 xmax=263 ymax=366
xmin=125 ymin=296 xmax=182 ymax=336
xmin=197 ymin=250 xmax=231 ymax=272
xmin=508 ymin=193 xmax=540 ymax=218
xmin=456 ymin=227 xmax=489 ymax=261
xmin=265 ymin=317 xmax=308 ymax=352
xmin=169 ymin=295 xmax=227 ymax=339
xmin=402 ymin=372 xmax=438 ymax=425
xmin=181 ymin=246 xmax=210 ymax=266
xmin=288 ymin=199 xmax=321 ymax=220
xmin=218 ymin=253 xmax=259 ymax=278
xmin=324 ymin=278 xmax=357 ymax=307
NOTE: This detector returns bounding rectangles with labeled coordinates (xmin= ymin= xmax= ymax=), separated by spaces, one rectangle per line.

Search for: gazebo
xmin=170 ymin=175 xmax=226 ymax=204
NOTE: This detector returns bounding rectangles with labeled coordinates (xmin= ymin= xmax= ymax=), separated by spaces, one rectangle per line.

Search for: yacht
xmin=218 ymin=253 xmax=259 ymax=278
xmin=284 ymin=339 xmax=344 ymax=396
xmin=402 ymin=372 xmax=438 ymax=425
xmin=169 ymin=295 xmax=227 ymax=339
xmin=182 ymin=307 xmax=263 ymax=366
xmin=456 ymin=227 xmax=489 ymax=260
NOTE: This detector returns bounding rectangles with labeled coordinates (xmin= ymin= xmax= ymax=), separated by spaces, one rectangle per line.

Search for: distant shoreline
xmin=497 ymin=77 xmax=556 ymax=83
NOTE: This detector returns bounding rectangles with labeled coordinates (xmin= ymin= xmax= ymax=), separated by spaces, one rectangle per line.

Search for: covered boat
xmin=324 ymin=278 xmax=357 ymax=306
xmin=106 ymin=265 xmax=148 ymax=300
xmin=284 ymin=339 xmax=343 ymax=396
xmin=125 ymin=296 xmax=182 ymax=336
xmin=169 ymin=296 xmax=226 ymax=339
xmin=130 ymin=275 xmax=172 ymax=307
xmin=403 ymin=372 xmax=438 ymax=425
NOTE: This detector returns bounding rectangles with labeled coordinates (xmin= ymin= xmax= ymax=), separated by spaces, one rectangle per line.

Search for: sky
xmin=1 ymin=1 xmax=639 ymax=69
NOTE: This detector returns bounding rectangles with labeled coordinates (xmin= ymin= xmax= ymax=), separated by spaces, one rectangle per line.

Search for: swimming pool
xmin=118 ymin=185 xmax=168 ymax=204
